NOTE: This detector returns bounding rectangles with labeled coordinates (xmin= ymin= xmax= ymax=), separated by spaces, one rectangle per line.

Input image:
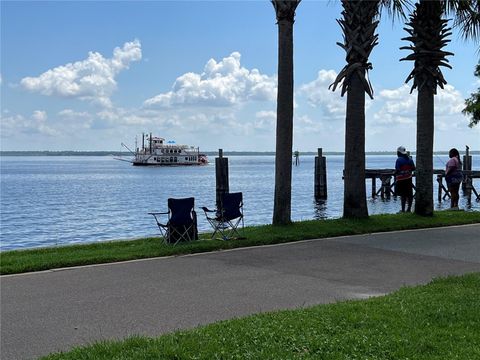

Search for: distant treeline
xmin=0 ymin=151 xmax=130 ymax=157
xmin=1 ymin=150 xmax=479 ymax=157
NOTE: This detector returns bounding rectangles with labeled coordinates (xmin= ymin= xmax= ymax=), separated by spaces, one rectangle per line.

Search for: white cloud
xmin=32 ymin=110 xmax=47 ymax=122
xmin=20 ymin=40 xmax=142 ymax=108
xmin=299 ymin=70 xmax=346 ymax=120
xmin=57 ymin=109 xmax=93 ymax=130
xmin=436 ymin=85 xmax=465 ymax=115
xmin=295 ymin=114 xmax=326 ymax=134
xmin=143 ymin=52 xmax=276 ymax=108
xmin=254 ymin=110 xmax=276 ymax=131
xmin=58 ymin=109 xmax=92 ymax=120
xmin=372 ymin=83 xmax=467 ymax=128
xmin=1 ymin=110 xmax=59 ymax=137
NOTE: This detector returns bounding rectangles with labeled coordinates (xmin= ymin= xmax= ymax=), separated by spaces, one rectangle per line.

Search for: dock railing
xmin=363 ymin=169 xmax=480 ymax=205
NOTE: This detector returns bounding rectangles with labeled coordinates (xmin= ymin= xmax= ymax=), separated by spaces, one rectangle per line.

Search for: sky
xmin=1 ymin=0 xmax=479 ymax=152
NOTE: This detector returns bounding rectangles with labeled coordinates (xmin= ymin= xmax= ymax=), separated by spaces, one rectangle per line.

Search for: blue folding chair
xmin=149 ymin=197 xmax=198 ymax=245
xmin=202 ymin=192 xmax=244 ymax=240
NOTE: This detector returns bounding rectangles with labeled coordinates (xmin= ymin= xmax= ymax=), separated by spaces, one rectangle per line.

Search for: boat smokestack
xmin=142 ymin=133 xmax=144 ymax=152
xmin=150 ymin=132 xmax=152 ymax=154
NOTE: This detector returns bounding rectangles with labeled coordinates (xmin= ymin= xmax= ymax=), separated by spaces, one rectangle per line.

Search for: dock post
xmin=385 ymin=176 xmax=392 ymax=200
xmin=380 ymin=175 xmax=389 ymax=199
xmin=437 ymin=175 xmax=443 ymax=202
xmin=314 ymin=148 xmax=327 ymax=200
xmin=380 ymin=176 xmax=385 ymax=199
xmin=466 ymin=176 xmax=473 ymax=206
xmin=462 ymin=145 xmax=472 ymax=193
xmin=215 ymin=149 xmax=229 ymax=209
xmin=371 ymin=177 xmax=376 ymax=198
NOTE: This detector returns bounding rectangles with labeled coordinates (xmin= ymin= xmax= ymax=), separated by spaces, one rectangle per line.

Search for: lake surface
xmin=1 ymin=155 xmax=478 ymax=250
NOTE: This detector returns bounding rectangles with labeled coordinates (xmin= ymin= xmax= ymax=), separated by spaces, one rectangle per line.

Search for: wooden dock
xmin=364 ymin=169 xmax=480 ymax=205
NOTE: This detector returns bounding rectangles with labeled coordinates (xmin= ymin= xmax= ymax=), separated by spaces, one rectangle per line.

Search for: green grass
xmin=40 ymin=273 xmax=480 ymax=360
xmin=1 ymin=210 xmax=479 ymax=275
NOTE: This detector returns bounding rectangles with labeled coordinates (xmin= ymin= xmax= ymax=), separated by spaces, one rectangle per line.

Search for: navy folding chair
xmin=149 ymin=197 xmax=198 ymax=245
xmin=202 ymin=192 xmax=244 ymax=240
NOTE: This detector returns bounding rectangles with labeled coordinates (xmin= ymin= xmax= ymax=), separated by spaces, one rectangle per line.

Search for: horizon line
xmin=1 ymin=150 xmax=479 ymax=156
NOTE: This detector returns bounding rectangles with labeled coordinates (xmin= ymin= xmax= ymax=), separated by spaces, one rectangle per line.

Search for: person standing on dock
xmin=445 ymin=148 xmax=463 ymax=210
xmin=395 ymin=146 xmax=416 ymax=213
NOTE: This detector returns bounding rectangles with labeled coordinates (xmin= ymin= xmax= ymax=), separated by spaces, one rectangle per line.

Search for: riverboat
xmin=122 ymin=133 xmax=208 ymax=166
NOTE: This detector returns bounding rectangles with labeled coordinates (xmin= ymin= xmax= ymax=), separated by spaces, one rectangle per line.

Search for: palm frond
xmin=378 ymin=0 xmax=414 ymax=21
xmin=400 ymin=0 xmax=453 ymax=94
xmin=271 ymin=0 xmax=302 ymax=23
xmin=443 ymin=0 xmax=480 ymax=42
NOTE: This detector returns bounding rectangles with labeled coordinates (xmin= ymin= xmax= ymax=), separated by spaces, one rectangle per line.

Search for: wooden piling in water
xmin=294 ymin=150 xmax=300 ymax=166
xmin=215 ymin=149 xmax=229 ymax=209
xmin=314 ymin=148 xmax=327 ymax=200
xmin=379 ymin=175 xmax=392 ymax=200
xmin=463 ymin=145 xmax=472 ymax=193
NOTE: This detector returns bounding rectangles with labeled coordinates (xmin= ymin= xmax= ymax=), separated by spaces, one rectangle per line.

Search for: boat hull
xmin=132 ymin=162 xmax=206 ymax=166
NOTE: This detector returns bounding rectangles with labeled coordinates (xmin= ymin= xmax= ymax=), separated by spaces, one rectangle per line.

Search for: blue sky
xmin=1 ymin=0 xmax=479 ymax=152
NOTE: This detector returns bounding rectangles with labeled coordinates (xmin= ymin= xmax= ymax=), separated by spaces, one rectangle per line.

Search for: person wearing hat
xmin=395 ymin=146 xmax=416 ymax=212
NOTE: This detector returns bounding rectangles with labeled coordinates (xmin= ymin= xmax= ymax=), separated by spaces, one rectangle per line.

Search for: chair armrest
xmin=201 ymin=207 xmax=216 ymax=213
xmin=149 ymin=212 xmax=169 ymax=227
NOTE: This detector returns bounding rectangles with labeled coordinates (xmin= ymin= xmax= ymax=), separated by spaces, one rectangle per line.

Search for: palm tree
xmin=271 ymin=0 xmax=301 ymax=225
xmin=400 ymin=0 xmax=479 ymax=216
xmin=330 ymin=0 xmax=407 ymax=219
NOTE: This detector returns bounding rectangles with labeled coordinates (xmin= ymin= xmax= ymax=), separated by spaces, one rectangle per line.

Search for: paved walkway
xmin=2 ymin=224 xmax=480 ymax=360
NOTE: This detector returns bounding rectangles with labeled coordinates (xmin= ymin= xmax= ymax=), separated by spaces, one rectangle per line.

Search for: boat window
xmin=185 ymin=157 xmax=188 ymax=161
xmin=174 ymin=157 xmax=177 ymax=162
xmin=170 ymin=157 xmax=173 ymax=162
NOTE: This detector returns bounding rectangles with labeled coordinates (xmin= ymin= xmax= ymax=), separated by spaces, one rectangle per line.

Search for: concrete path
xmin=1 ymin=224 xmax=479 ymax=360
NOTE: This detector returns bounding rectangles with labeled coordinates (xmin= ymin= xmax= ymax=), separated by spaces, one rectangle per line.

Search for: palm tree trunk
xmin=273 ymin=18 xmax=294 ymax=225
xmin=415 ymin=86 xmax=434 ymax=216
xmin=343 ymin=71 xmax=368 ymax=218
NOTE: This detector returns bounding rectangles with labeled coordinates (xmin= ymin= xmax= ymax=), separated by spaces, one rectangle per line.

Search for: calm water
xmin=1 ymin=155 xmax=478 ymax=250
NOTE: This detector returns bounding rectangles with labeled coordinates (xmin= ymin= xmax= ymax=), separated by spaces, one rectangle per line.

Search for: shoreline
xmin=2 ymin=150 xmax=479 ymax=157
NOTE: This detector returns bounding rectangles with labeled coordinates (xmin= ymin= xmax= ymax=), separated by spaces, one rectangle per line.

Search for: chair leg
xmin=214 ymin=218 xmax=243 ymax=240
xmin=206 ymin=218 xmax=221 ymax=240
xmin=168 ymin=225 xmax=196 ymax=245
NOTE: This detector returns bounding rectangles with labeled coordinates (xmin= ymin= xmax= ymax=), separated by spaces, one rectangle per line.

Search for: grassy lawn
xmin=40 ymin=273 xmax=480 ymax=360
xmin=1 ymin=210 xmax=479 ymax=275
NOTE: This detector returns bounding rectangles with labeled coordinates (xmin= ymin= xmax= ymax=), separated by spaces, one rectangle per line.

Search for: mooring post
xmin=215 ymin=149 xmax=229 ymax=209
xmin=371 ymin=177 xmax=376 ymax=198
xmin=463 ymin=145 xmax=472 ymax=192
xmin=314 ymin=148 xmax=327 ymax=200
